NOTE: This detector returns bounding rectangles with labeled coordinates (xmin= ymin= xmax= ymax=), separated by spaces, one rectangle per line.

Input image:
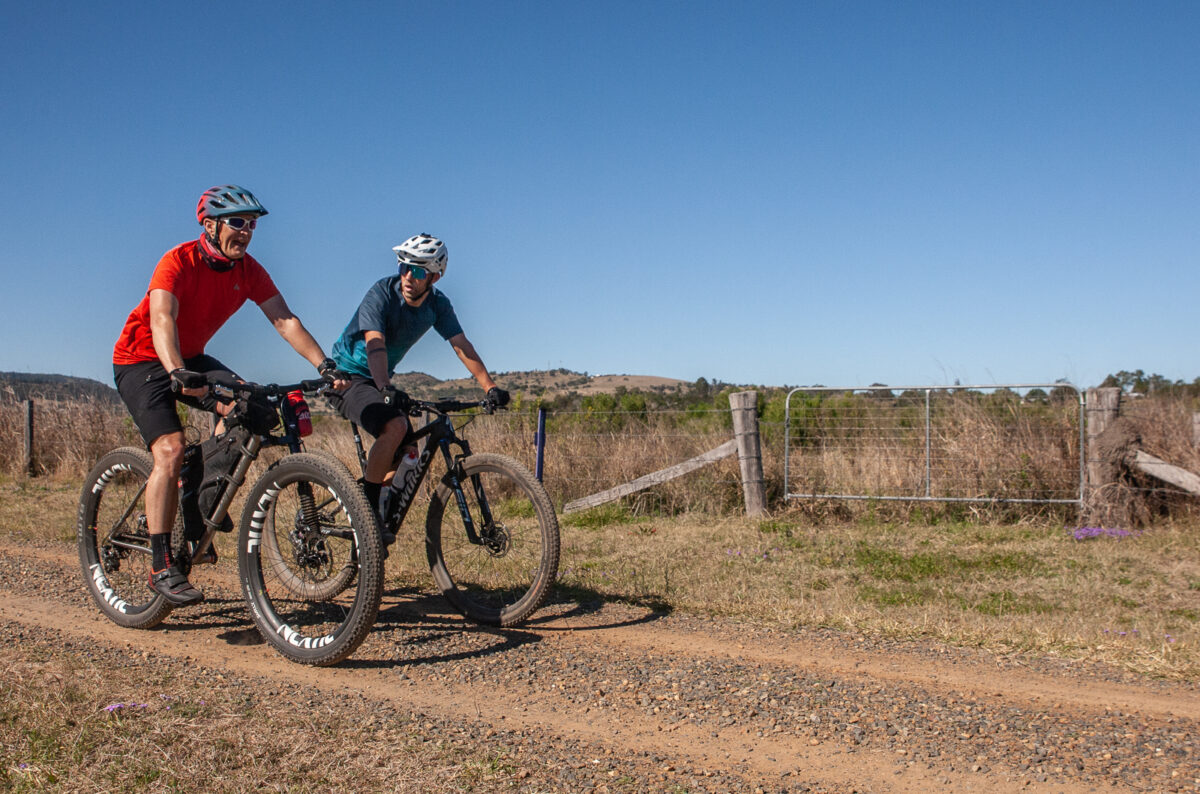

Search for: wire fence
xmin=784 ymin=385 xmax=1084 ymax=505
xmin=19 ymin=385 xmax=1191 ymax=520
xmin=445 ymin=407 xmax=749 ymax=514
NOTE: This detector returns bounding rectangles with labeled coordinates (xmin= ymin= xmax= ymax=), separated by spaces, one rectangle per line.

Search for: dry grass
xmin=0 ymin=397 xmax=140 ymax=479
xmin=783 ymin=391 xmax=1081 ymax=503
xmin=6 ymin=390 xmax=1197 ymax=526
xmin=0 ymin=641 xmax=526 ymax=793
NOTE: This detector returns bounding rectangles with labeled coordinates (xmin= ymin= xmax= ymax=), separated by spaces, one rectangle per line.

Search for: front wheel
xmin=77 ymin=447 xmax=185 ymax=629
xmin=426 ymin=453 xmax=560 ymax=626
xmin=238 ymin=453 xmax=383 ymax=666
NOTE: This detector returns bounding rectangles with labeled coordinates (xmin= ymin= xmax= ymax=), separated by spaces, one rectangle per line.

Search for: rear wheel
xmin=77 ymin=447 xmax=185 ymax=629
xmin=426 ymin=453 xmax=559 ymax=626
xmin=238 ymin=453 xmax=382 ymax=666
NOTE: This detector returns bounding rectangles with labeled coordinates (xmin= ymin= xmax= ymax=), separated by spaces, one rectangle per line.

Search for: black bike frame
xmin=355 ymin=408 xmax=496 ymax=547
xmin=186 ymin=383 xmax=313 ymax=564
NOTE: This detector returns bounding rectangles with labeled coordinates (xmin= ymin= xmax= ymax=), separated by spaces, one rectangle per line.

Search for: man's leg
xmin=331 ymin=378 xmax=410 ymax=547
xmin=146 ymin=430 xmax=186 ymax=545
xmin=145 ymin=431 xmax=204 ymax=605
xmin=365 ymin=416 xmax=409 ymax=484
xmin=115 ymin=360 xmax=204 ymax=605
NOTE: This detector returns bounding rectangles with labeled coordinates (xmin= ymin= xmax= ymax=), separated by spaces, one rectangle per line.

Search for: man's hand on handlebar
xmin=169 ymin=367 xmax=209 ymax=399
xmin=318 ymin=358 xmax=350 ymax=391
xmin=486 ymin=386 xmax=510 ymax=409
xmin=381 ymin=386 xmax=413 ymax=412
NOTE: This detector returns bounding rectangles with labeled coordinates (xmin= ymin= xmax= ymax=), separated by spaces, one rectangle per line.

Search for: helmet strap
xmin=199 ymin=221 xmax=239 ymax=272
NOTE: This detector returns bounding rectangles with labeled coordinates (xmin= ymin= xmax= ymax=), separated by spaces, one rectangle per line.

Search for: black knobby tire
xmin=78 ymin=447 xmax=185 ymax=629
xmin=426 ymin=453 xmax=560 ymax=626
xmin=238 ymin=453 xmax=383 ymax=666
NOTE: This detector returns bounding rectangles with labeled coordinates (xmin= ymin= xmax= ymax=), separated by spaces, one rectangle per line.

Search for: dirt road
xmin=3 ymin=538 xmax=1197 ymax=792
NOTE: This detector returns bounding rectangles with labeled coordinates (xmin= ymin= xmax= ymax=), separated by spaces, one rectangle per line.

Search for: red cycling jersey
xmin=113 ymin=240 xmax=280 ymax=365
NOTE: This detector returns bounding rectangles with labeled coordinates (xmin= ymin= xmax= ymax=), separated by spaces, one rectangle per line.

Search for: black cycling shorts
xmin=324 ymin=375 xmax=405 ymax=438
xmin=114 ymin=354 xmax=238 ymax=447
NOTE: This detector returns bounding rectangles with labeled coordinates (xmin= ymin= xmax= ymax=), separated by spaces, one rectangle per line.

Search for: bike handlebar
xmin=410 ymin=397 xmax=500 ymax=416
xmin=206 ymin=372 xmax=330 ymax=401
xmin=377 ymin=385 xmax=502 ymax=416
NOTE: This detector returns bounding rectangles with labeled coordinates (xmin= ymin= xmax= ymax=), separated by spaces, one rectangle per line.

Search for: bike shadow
xmin=158 ymin=598 xmax=266 ymax=645
xmin=339 ymin=582 xmax=672 ymax=671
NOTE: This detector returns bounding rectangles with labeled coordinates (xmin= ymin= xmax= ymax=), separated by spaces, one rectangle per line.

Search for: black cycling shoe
xmin=148 ymin=565 xmax=204 ymax=606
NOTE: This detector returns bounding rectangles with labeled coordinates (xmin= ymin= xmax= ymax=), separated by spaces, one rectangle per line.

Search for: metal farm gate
xmin=784 ymin=384 xmax=1084 ymax=506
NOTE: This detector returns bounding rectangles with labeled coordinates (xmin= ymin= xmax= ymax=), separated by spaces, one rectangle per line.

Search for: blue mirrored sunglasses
xmin=401 ymin=263 xmax=430 ymax=280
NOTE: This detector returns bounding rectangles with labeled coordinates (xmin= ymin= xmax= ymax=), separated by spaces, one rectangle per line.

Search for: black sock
xmin=361 ymin=480 xmax=382 ymax=511
xmin=151 ymin=533 xmax=172 ymax=571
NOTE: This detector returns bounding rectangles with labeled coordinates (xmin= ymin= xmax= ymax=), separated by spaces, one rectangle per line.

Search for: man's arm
xmin=363 ymin=330 xmax=391 ymax=390
xmin=448 ymin=333 xmax=498 ymax=393
xmin=148 ymin=289 xmax=206 ymax=398
xmin=149 ymin=289 xmax=187 ymax=373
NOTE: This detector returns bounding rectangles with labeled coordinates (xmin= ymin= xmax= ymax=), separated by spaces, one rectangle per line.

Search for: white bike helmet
xmin=392 ymin=234 xmax=448 ymax=277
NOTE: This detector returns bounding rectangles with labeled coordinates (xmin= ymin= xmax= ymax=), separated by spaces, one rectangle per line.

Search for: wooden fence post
xmin=729 ymin=391 xmax=766 ymax=517
xmin=24 ymin=399 xmax=35 ymax=477
xmin=1085 ymin=387 xmax=1121 ymax=496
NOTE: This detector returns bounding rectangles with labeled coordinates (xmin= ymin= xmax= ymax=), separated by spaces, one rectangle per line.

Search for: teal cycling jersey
xmin=331 ymin=276 xmax=464 ymax=379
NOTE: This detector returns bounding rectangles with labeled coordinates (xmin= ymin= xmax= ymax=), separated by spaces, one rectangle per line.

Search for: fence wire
xmin=447 ymin=407 xmax=746 ymax=514
xmin=784 ymin=385 xmax=1084 ymax=504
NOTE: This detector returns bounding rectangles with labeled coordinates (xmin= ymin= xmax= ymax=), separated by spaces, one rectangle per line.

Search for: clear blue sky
xmin=2 ymin=1 xmax=1196 ymax=391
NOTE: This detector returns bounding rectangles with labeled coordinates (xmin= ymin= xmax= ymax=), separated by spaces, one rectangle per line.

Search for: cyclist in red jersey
xmin=112 ymin=185 xmax=348 ymax=606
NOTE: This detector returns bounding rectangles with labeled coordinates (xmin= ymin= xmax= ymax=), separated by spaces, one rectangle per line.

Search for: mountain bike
xmin=349 ymin=393 xmax=559 ymax=626
xmin=77 ymin=373 xmax=383 ymax=666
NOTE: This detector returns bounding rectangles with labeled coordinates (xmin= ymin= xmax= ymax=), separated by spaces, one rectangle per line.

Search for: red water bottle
xmin=287 ymin=390 xmax=312 ymax=437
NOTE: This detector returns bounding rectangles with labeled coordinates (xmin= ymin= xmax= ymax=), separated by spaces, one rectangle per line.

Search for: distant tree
xmin=1050 ymin=384 xmax=1077 ymax=403
xmin=867 ymin=382 xmax=894 ymax=400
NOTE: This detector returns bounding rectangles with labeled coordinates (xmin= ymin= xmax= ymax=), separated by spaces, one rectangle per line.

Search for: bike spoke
xmin=78 ymin=448 xmax=179 ymax=629
xmin=427 ymin=453 xmax=559 ymax=626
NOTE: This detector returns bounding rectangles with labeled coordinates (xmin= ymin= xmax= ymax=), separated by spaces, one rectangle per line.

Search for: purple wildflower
xmin=1072 ymin=526 xmax=1133 ymax=541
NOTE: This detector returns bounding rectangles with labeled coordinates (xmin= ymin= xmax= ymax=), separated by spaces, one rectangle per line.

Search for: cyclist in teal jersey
xmin=328 ymin=234 xmax=508 ymax=536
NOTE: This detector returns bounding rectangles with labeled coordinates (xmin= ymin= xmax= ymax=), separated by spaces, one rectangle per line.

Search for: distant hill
xmin=391 ymin=368 xmax=689 ymax=400
xmin=0 ymin=368 xmax=692 ymax=407
xmin=0 ymin=372 xmax=122 ymax=405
